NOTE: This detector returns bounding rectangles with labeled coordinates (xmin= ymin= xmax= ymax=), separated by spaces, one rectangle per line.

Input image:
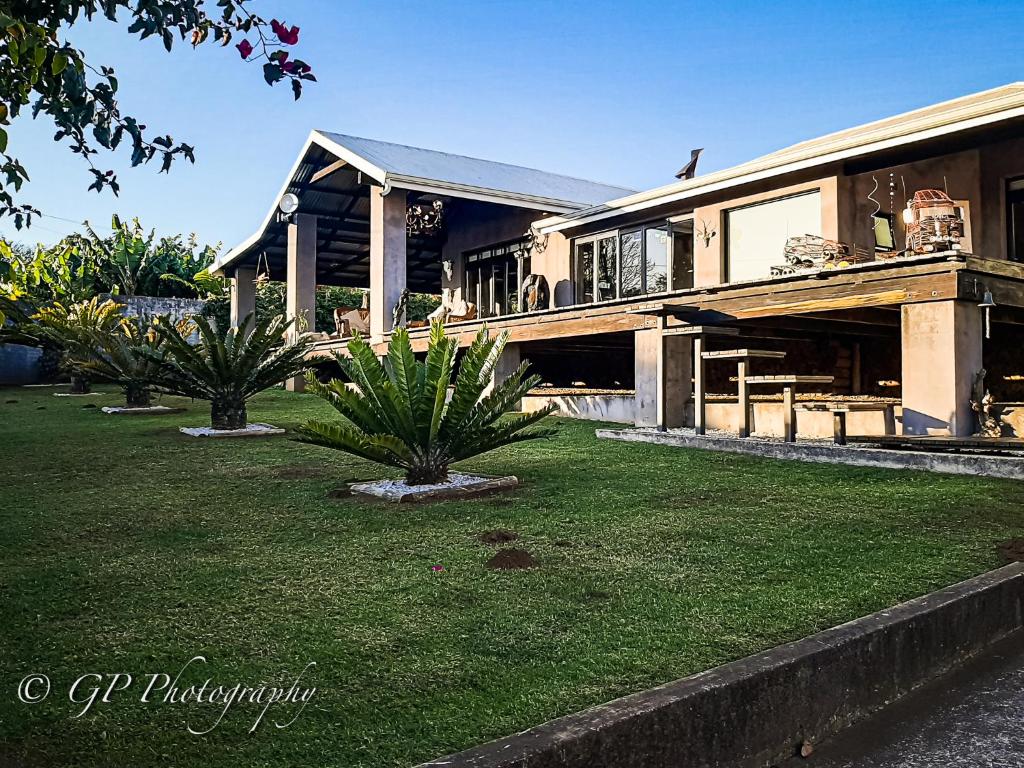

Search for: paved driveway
xmin=799 ymin=634 xmax=1024 ymax=768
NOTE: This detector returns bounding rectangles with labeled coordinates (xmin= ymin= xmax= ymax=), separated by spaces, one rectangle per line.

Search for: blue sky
xmin=4 ymin=0 xmax=1024 ymax=250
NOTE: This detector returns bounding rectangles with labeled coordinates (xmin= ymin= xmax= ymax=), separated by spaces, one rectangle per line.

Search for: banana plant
xmin=147 ymin=313 xmax=312 ymax=429
xmin=296 ymin=322 xmax=556 ymax=485
xmin=31 ymin=297 xmax=125 ymax=393
xmin=78 ymin=215 xmax=156 ymax=297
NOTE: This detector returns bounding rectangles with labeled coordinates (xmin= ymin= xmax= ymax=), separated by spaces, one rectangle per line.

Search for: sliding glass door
xmin=574 ymin=221 xmax=692 ymax=304
xmin=464 ymin=238 xmax=530 ymax=317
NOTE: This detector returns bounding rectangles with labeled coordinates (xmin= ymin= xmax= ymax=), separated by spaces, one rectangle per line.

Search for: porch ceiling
xmin=226 ymin=144 xmax=447 ymax=294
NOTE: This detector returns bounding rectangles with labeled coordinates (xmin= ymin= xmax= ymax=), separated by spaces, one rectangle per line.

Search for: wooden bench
xmin=702 ymin=350 xmax=787 ymax=438
xmin=745 ymin=375 xmax=835 ymax=442
xmin=793 ymin=402 xmax=897 ymax=445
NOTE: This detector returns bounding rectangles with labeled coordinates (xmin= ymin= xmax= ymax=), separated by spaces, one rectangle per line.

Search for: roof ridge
xmin=315 ymin=130 xmax=635 ymax=193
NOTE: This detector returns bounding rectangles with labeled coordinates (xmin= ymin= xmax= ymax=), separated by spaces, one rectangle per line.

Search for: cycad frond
xmin=148 ymin=312 xmax=312 ymax=429
xmin=298 ymin=320 xmax=555 ymax=485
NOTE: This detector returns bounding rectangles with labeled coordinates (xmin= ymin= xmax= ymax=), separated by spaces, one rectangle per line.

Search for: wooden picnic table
xmin=700 ymin=349 xmax=787 ymax=438
xmin=793 ymin=401 xmax=896 ymax=444
xmin=745 ymin=375 xmax=835 ymax=442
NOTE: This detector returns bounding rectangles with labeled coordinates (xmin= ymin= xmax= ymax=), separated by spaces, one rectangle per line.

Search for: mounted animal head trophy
xmin=697 ymin=219 xmax=717 ymax=248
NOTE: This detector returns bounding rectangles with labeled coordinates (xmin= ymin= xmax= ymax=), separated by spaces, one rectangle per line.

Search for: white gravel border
xmin=179 ymin=423 xmax=284 ymax=438
xmin=350 ymin=473 xmax=518 ymax=502
xmin=101 ymin=405 xmax=185 ymax=415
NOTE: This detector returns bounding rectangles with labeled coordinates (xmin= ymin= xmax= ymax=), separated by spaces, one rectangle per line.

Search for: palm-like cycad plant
xmin=148 ymin=313 xmax=311 ymax=429
xmin=296 ymin=322 xmax=556 ymax=485
xmin=72 ymin=317 xmax=184 ymax=408
xmin=31 ymin=297 xmax=125 ymax=393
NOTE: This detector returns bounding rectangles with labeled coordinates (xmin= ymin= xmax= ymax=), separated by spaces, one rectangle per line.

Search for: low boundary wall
xmin=418 ymin=564 xmax=1024 ymax=768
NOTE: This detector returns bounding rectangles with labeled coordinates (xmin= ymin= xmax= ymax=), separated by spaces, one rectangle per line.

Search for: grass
xmin=1 ymin=385 xmax=1022 ymax=767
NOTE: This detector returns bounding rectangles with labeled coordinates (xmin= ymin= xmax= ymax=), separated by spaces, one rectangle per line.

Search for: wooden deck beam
xmin=304 ymin=255 xmax=1017 ymax=360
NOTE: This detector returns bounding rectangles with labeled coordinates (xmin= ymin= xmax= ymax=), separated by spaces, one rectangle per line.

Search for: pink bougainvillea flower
xmin=281 ymin=61 xmax=296 ymax=73
xmin=271 ymin=19 xmax=300 ymax=45
xmin=236 ymin=39 xmax=254 ymax=59
xmin=431 ymin=565 xmax=445 ymax=572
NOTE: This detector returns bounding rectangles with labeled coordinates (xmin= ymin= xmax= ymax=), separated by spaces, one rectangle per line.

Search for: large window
xmin=726 ymin=191 xmax=821 ymax=282
xmin=464 ymin=238 xmax=530 ymax=317
xmin=1008 ymin=178 xmax=1024 ymax=262
xmin=573 ymin=221 xmax=693 ymax=304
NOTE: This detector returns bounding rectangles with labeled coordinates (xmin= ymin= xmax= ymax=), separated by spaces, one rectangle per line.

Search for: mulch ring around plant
xmin=477 ymin=529 xmax=519 ymax=545
xmin=485 ymin=548 xmax=539 ymax=570
xmin=996 ymin=537 xmax=1024 ymax=564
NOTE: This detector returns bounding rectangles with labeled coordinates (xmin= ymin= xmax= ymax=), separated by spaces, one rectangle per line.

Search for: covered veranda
xmin=212 ymin=130 xmax=633 ymax=389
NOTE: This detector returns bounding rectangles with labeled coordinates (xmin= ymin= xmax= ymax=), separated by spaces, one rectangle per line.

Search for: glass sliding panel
xmin=619 ymin=231 xmax=642 ymax=297
xmin=671 ymin=220 xmax=695 ymax=290
xmin=479 ymin=264 xmax=492 ymax=317
xmin=1008 ymin=179 xmax=1024 ymax=262
xmin=597 ymin=236 xmax=618 ymax=301
xmin=576 ymin=241 xmax=595 ymax=304
xmin=466 ymin=268 xmax=479 ymax=310
xmin=493 ymin=262 xmax=506 ymax=316
xmin=508 ymin=260 xmax=519 ymax=313
xmin=644 ymin=227 xmax=669 ymax=293
xmin=726 ymin=191 xmax=821 ymax=282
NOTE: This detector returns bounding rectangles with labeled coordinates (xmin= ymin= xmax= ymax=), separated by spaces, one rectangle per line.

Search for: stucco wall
xmin=440 ymin=200 xmax=538 ymax=302
xmin=521 ymin=393 xmax=899 ymax=439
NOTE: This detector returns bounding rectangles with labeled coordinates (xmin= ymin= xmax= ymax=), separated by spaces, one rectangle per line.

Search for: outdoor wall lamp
xmin=276 ymin=192 xmax=299 ymax=223
xmin=978 ymin=288 xmax=996 ymax=339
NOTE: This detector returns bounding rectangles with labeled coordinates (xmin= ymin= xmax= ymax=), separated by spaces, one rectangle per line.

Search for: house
xmin=213 ymin=83 xmax=1024 ymax=439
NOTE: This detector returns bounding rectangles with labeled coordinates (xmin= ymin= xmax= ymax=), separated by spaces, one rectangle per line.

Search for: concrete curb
xmin=596 ymin=428 xmax=1024 ymax=480
xmin=417 ymin=563 xmax=1024 ymax=768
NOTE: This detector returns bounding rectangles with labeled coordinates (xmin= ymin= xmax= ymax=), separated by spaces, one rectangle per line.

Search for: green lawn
xmin=1 ymin=386 xmax=1022 ymax=767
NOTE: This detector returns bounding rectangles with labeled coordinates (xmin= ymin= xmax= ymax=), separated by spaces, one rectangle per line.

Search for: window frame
xmin=572 ymin=217 xmax=689 ymax=305
xmin=463 ymin=236 xmax=530 ymax=318
xmin=1007 ymin=177 xmax=1024 ymax=262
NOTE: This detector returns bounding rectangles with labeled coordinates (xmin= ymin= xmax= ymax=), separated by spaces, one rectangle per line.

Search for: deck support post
xmin=693 ymin=335 xmax=707 ymax=435
xmin=782 ymin=386 xmax=796 ymax=442
xmin=484 ymin=341 xmax=522 ymax=403
xmin=901 ymin=300 xmax=982 ymax=436
xmin=369 ymin=185 xmax=408 ymax=345
xmin=285 ymin=212 xmax=317 ymax=392
xmin=737 ymin=359 xmax=750 ymax=438
xmin=634 ymin=322 xmax=691 ymax=430
xmin=229 ymin=266 xmax=257 ymax=330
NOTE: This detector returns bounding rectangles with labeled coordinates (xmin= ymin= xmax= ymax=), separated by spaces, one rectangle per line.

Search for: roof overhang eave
xmin=536 ymin=101 xmax=1024 ymax=235
xmin=212 ymin=131 xmax=388 ymax=275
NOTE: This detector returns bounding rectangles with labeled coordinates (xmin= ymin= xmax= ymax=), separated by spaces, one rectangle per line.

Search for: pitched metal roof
xmin=214 ymin=131 xmax=633 ymax=274
xmin=315 ymin=131 xmax=634 ymax=208
xmin=536 ymin=81 xmax=1024 ymax=233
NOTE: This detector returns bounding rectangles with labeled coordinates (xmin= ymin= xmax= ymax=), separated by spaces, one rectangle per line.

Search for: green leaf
xmin=0 ymin=128 xmax=8 ymax=154
xmin=51 ymin=52 xmax=68 ymax=75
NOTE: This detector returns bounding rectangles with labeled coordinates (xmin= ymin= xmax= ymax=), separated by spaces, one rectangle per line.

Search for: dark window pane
xmin=493 ymin=263 xmax=506 ymax=316
xmin=644 ymin=227 xmax=669 ymax=294
xmin=598 ymin=237 xmax=618 ymax=301
xmin=466 ymin=268 xmax=479 ymax=309
xmin=576 ymin=241 xmax=594 ymax=303
xmin=619 ymin=231 xmax=642 ymax=297
xmin=1010 ymin=185 xmax=1024 ymax=262
xmin=671 ymin=221 xmax=694 ymax=290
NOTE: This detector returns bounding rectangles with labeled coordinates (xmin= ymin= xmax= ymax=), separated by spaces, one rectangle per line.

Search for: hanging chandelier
xmin=406 ymin=199 xmax=444 ymax=236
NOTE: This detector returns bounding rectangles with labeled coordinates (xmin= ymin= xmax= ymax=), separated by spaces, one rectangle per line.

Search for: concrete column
xmin=369 ymin=186 xmax=407 ymax=343
xmin=285 ymin=212 xmax=317 ymax=392
xmin=901 ymin=300 xmax=983 ymax=436
xmin=483 ymin=342 xmax=522 ymax=402
xmin=634 ymin=326 xmax=692 ymax=429
xmin=229 ymin=266 xmax=257 ymax=330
